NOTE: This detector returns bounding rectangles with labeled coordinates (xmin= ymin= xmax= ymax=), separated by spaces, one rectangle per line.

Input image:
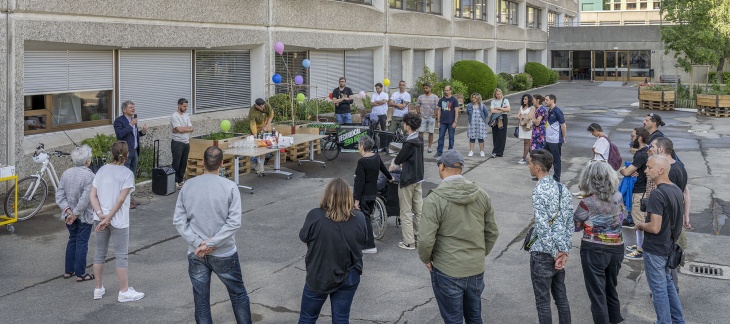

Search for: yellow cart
xmin=0 ymin=175 xmax=18 ymax=233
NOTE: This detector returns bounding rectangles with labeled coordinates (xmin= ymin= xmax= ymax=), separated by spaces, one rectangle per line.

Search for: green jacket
xmin=417 ymin=175 xmax=499 ymax=278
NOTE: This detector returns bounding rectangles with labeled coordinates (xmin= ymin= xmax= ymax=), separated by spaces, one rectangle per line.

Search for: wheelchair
xmin=371 ymin=172 xmax=401 ymax=240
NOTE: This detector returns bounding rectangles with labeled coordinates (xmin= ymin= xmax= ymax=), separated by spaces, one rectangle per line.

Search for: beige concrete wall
xmin=388 ymin=11 xmax=451 ymax=37
xmin=273 ymin=0 xmax=385 ymax=32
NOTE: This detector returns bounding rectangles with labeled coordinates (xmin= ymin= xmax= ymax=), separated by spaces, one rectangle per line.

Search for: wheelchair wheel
xmin=372 ymin=197 xmax=387 ymax=240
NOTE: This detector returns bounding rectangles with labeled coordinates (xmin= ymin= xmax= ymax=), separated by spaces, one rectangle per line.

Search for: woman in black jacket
xmin=353 ymin=136 xmax=392 ymax=254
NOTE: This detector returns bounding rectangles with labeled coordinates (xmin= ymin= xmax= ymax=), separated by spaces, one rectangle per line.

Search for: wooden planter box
xmin=696 ymin=94 xmax=730 ymax=117
xmin=188 ymin=133 xmax=247 ymax=160
xmin=274 ymin=122 xmax=321 ymax=135
xmin=639 ymin=87 xmax=675 ymax=111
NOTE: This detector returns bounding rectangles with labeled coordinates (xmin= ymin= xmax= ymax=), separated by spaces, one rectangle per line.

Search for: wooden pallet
xmin=697 ymin=106 xmax=730 ymax=117
xmin=279 ymin=139 xmax=321 ymax=162
xmin=185 ymin=156 xmax=236 ymax=179
xmin=640 ymin=99 xmax=675 ymax=111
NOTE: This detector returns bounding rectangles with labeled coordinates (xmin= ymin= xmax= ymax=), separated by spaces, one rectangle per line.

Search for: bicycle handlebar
xmin=53 ymin=151 xmax=70 ymax=157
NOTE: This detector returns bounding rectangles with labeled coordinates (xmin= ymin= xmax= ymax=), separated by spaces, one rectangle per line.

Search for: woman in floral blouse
xmin=531 ymin=94 xmax=547 ymax=151
xmin=574 ymin=161 xmax=625 ymax=324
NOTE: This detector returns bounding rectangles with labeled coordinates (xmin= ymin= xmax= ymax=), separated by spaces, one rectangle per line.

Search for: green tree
xmin=661 ymin=0 xmax=730 ymax=79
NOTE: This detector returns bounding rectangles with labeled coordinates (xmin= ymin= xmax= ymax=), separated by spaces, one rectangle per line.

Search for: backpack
xmin=599 ymin=136 xmax=622 ymax=171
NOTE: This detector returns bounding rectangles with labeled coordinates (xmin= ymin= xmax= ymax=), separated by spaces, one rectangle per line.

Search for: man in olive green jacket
xmin=418 ymin=149 xmax=499 ymax=323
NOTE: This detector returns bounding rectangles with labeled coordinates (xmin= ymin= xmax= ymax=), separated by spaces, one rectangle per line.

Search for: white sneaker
xmin=93 ymin=286 xmax=105 ymax=300
xmin=518 ymin=159 xmax=527 ymax=164
xmin=362 ymin=248 xmax=378 ymax=254
xmin=118 ymin=287 xmax=145 ymax=302
xmin=467 ymin=151 xmax=474 ymax=157
xmin=480 ymin=151 xmax=486 ymax=157
xmin=255 ymin=164 xmax=264 ymax=174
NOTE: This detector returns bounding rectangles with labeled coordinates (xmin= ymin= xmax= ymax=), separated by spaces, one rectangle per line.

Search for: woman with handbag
xmin=574 ymin=161 xmax=625 ymax=324
xmin=466 ymin=93 xmax=489 ymax=157
xmin=517 ymin=94 xmax=535 ymax=164
xmin=489 ymin=88 xmax=510 ymax=157
xmin=298 ymin=178 xmax=367 ymax=323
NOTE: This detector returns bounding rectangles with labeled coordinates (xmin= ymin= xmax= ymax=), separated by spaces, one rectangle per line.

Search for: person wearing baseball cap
xmin=644 ymin=113 xmax=681 ymax=162
xmin=249 ymin=98 xmax=274 ymax=173
xmin=418 ymin=149 xmax=499 ymax=323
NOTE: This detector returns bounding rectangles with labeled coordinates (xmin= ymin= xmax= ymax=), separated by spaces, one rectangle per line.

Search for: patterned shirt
xmin=530 ymin=176 xmax=574 ymax=257
xmin=55 ymin=166 xmax=96 ymax=224
xmin=573 ymin=192 xmax=625 ymax=245
xmin=416 ymin=94 xmax=438 ymax=119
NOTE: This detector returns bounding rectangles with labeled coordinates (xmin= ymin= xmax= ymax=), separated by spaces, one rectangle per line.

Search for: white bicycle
xmin=4 ymin=144 xmax=68 ymax=221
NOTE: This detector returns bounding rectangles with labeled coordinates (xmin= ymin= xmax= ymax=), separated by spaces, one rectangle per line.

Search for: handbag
xmin=523 ymin=183 xmax=564 ymax=251
xmin=667 ymin=201 xmax=684 ymax=269
xmin=513 ymin=126 xmax=520 ymax=138
xmin=488 ymin=98 xmax=506 ymax=128
xmin=639 ymin=192 xmax=648 ymax=212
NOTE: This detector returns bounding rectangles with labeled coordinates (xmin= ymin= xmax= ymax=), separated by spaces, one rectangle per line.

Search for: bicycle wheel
xmin=5 ymin=176 xmax=48 ymax=221
xmin=322 ymin=139 xmax=341 ymax=161
xmin=372 ymin=197 xmax=387 ymax=240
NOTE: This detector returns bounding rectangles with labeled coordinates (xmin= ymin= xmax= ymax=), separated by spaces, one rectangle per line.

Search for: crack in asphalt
xmin=393 ymin=297 xmax=435 ymax=323
xmin=375 ymin=285 xmax=430 ymax=299
xmin=271 ymin=255 xmax=305 ymax=275
xmin=495 ymin=220 xmax=533 ymax=260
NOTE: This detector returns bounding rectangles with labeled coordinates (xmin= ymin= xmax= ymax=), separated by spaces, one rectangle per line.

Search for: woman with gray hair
xmin=55 ymin=145 xmax=96 ymax=282
xmin=573 ymin=161 xmax=626 ymax=324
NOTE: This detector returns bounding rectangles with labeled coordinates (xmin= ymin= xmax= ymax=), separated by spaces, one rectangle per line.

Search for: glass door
xmin=606 ymin=51 xmax=617 ymax=80
xmin=594 ymin=51 xmax=605 ymax=81
xmin=617 ymin=51 xmax=630 ymax=81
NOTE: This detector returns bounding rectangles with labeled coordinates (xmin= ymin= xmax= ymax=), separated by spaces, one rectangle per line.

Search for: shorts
xmin=419 ymin=117 xmax=435 ymax=133
xmin=631 ymin=192 xmax=646 ymax=223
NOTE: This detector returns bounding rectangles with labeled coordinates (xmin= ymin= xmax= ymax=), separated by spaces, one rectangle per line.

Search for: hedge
xmin=495 ymin=75 xmax=510 ymax=94
xmin=708 ymin=71 xmax=730 ymax=84
xmin=524 ymin=62 xmax=552 ymax=87
xmin=451 ymin=60 xmax=497 ymax=99
xmin=511 ymin=73 xmax=534 ymax=91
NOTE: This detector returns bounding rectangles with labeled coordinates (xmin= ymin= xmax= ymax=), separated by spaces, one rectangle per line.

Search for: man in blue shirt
xmin=434 ymin=85 xmax=460 ymax=158
xmin=544 ymin=94 xmax=566 ymax=182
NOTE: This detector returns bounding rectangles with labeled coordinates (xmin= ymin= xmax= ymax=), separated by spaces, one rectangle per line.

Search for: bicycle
xmin=321 ymin=122 xmax=406 ymax=161
xmin=4 ymin=144 xmax=69 ymax=221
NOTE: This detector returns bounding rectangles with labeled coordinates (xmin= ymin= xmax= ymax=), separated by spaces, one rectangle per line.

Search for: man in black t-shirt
xmin=333 ymin=77 xmax=354 ymax=124
xmin=620 ymin=127 xmax=651 ymax=259
xmin=635 ymin=155 xmax=685 ymax=323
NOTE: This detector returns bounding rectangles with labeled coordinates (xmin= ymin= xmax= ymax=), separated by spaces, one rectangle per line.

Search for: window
xmin=390 ymin=0 xmax=442 ymax=14
xmin=629 ymin=50 xmax=652 ymax=77
xmin=627 ymin=3 xmax=636 ymax=9
xmin=527 ymin=7 xmax=542 ymax=28
xmin=498 ymin=0 xmax=518 ymax=25
xmin=614 ymin=3 xmax=621 ymax=10
xmin=196 ymin=51 xmax=251 ymax=112
xmin=274 ymin=51 xmax=308 ymax=96
xmin=547 ymin=11 xmax=558 ymax=27
xmin=564 ymin=15 xmax=574 ymax=26
xmin=640 ymin=2 xmax=647 ymax=9
xmin=653 ymin=2 xmax=660 ymax=9
xmin=454 ymin=0 xmax=488 ymax=21
xmin=337 ymin=0 xmax=372 ymax=4
xmin=24 ymin=91 xmax=112 ymax=134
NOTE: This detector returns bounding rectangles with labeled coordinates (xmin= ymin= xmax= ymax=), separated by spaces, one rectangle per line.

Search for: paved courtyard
xmin=1 ymin=82 xmax=728 ymax=323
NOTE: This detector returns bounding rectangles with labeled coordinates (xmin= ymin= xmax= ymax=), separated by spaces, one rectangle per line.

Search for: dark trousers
xmin=545 ymin=142 xmax=563 ymax=182
xmin=298 ymin=269 xmax=360 ymax=324
xmin=359 ymin=196 xmax=377 ymax=249
xmin=530 ymin=252 xmax=571 ymax=324
xmin=124 ymin=149 xmax=139 ymax=176
xmin=377 ymin=114 xmax=387 ymax=131
xmin=65 ymin=220 xmax=92 ymax=276
xmin=171 ymin=140 xmax=190 ymax=183
xmin=430 ymin=268 xmax=484 ymax=324
xmin=491 ymin=115 xmax=508 ymax=156
xmin=437 ymin=123 xmax=455 ymax=154
xmin=188 ymin=252 xmax=252 ymax=324
xmin=580 ymin=247 xmax=624 ymax=324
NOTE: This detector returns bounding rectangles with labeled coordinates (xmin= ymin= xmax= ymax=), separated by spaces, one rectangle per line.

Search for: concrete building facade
xmin=1 ymin=0 xmax=578 ymax=175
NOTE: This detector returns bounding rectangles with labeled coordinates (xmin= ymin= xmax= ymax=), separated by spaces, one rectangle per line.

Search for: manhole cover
xmin=687 ymin=129 xmax=709 ymax=133
xmin=681 ymin=262 xmax=730 ymax=280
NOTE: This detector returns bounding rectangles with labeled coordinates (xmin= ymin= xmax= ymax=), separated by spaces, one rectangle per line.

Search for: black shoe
xmin=434 ymin=152 xmax=442 ymax=158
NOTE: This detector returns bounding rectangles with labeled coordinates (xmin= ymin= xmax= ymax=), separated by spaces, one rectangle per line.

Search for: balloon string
xmin=278 ymin=53 xmax=295 ymax=125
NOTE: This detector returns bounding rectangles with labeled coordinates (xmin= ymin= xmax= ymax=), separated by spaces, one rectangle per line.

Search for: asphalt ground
xmin=1 ymin=81 xmax=728 ymax=323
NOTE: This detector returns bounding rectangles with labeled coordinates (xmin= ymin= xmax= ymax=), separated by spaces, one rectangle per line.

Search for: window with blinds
xmin=413 ymin=50 xmax=426 ymax=81
xmin=497 ymin=50 xmax=519 ymax=74
xmin=389 ymin=49 xmax=403 ymax=86
xmin=195 ymin=51 xmax=251 ymax=112
xmin=274 ymin=51 xmax=308 ymax=96
xmin=345 ymin=50 xmax=374 ymax=93
xmin=435 ymin=49 xmax=444 ymax=79
xmin=309 ymin=51 xmax=345 ymax=99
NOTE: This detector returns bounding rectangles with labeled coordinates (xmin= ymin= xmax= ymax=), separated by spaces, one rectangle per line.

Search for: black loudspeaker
xmin=151 ymin=140 xmax=176 ymax=196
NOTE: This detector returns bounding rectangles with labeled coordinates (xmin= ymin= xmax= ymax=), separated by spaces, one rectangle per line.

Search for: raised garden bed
xmin=696 ymin=94 xmax=730 ymax=117
xmin=189 ymin=132 xmax=247 ymax=160
xmin=639 ymin=86 xmax=675 ymax=111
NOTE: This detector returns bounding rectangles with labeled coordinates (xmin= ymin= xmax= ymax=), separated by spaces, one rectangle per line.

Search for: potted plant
xmin=696 ymin=84 xmax=730 ymax=117
xmin=80 ymin=133 xmax=117 ymax=173
xmin=638 ymin=85 xmax=675 ymax=110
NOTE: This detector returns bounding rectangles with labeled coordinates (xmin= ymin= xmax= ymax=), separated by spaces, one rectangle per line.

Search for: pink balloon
xmin=358 ymin=91 xmax=366 ymax=98
xmin=274 ymin=42 xmax=284 ymax=56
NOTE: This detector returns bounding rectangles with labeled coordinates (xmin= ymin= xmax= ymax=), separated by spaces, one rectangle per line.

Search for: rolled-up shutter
xmin=195 ymin=51 xmax=251 ymax=112
xmin=389 ymin=49 xmax=402 ymax=86
xmin=309 ymin=51 xmax=345 ymax=99
xmin=435 ymin=49 xmax=444 ymax=79
xmin=527 ymin=50 xmax=542 ymax=64
xmin=119 ymin=50 xmax=192 ymax=120
xmin=413 ymin=50 xmax=426 ymax=81
xmin=454 ymin=50 xmax=464 ymax=63
xmin=345 ymin=50 xmax=374 ymax=94
xmin=463 ymin=50 xmax=476 ymax=61
xmin=24 ymin=51 xmax=113 ymax=95
xmin=498 ymin=50 xmax=519 ymax=74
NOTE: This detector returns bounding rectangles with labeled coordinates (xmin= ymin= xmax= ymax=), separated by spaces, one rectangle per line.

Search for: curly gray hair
xmin=71 ymin=145 xmax=93 ymax=167
xmin=578 ymin=161 xmax=619 ymax=201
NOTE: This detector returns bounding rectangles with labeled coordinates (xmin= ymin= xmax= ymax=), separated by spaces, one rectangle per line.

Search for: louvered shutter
xmin=195 ymin=51 xmax=251 ymax=112
xmin=527 ymin=50 xmax=541 ymax=63
xmin=435 ymin=49 xmax=444 ymax=79
xmin=309 ymin=51 xmax=345 ymax=98
xmin=24 ymin=51 xmax=113 ymax=95
xmin=413 ymin=50 xmax=426 ymax=81
xmin=498 ymin=50 xmax=519 ymax=74
xmin=389 ymin=49 xmax=402 ymax=86
xmin=463 ymin=50 xmax=476 ymax=61
xmin=119 ymin=50 xmax=192 ymax=120
xmin=454 ymin=50 xmax=464 ymax=63
xmin=345 ymin=50 xmax=374 ymax=94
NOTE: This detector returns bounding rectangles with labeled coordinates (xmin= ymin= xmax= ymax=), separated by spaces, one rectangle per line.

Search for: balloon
xmin=383 ymin=78 xmax=391 ymax=87
xmin=272 ymin=74 xmax=282 ymax=84
xmin=358 ymin=91 xmax=366 ymax=98
xmin=294 ymin=75 xmax=304 ymax=85
xmin=329 ymin=93 xmax=333 ymax=99
xmin=302 ymin=59 xmax=311 ymax=68
xmin=220 ymin=120 xmax=231 ymax=132
xmin=274 ymin=41 xmax=284 ymax=56
xmin=296 ymin=93 xmax=306 ymax=102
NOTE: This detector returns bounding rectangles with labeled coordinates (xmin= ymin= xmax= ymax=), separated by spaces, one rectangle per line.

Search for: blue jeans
xmin=298 ymin=269 xmax=360 ymax=324
xmin=188 ymin=252 xmax=252 ymax=324
xmin=437 ymin=123 xmax=455 ymax=154
xmin=430 ymin=268 xmax=484 ymax=324
xmin=545 ymin=142 xmax=562 ymax=182
xmin=644 ymin=251 xmax=685 ymax=324
xmin=124 ymin=149 xmax=139 ymax=176
xmin=65 ymin=220 xmax=92 ymax=276
xmin=336 ymin=113 xmax=352 ymax=124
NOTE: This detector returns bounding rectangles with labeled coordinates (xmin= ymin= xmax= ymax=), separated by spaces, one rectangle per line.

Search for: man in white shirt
xmin=170 ymin=98 xmax=194 ymax=189
xmin=388 ymin=80 xmax=411 ymax=132
xmin=588 ymin=123 xmax=610 ymax=161
xmin=370 ymin=83 xmax=389 ymax=131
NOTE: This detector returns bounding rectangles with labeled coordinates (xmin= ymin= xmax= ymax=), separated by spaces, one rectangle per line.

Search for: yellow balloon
xmin=383 ymin=79 xmax=391 ymax=87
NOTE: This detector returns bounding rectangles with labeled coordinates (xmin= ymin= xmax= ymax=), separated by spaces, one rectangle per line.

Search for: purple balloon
xmin=294 ymin=75 xmax=304 ymax=85
xmin=274 ymin=42 xmax=284 ymax=56
xmin=358 ymin=91 xmax=366 ymax=98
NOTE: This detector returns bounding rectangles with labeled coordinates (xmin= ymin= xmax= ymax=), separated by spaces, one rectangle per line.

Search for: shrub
xmin=435 ymin=78 xmax=469 ymax=98
xmin=708 ymin=71 xmax=730 ymax=84
xmin=232 ymin=115 xmax=252 ymax=134
xmin=415 ymin=66 xmax=441 ymax=96
xmin=524 ymin=62 xmax=551 ymax=87
xmin=268 ymin=94 xmax=292 ymax=122
xmin=80 ymin=133 xmax=117 ymax=159
xmin=136 ymin=147 xmax=154 ymax=180
xmin=549 ymin=70 xmax=559 ymax=84
xmin=451 ymin=60 xmax=497 ymax=99
xmin=511 ymin=73 xmax=534 ymax=91
xmin=495 ymin=75 xmax=510 ymax=94
xmin=498 ymin=72 xmax=514 ymax=86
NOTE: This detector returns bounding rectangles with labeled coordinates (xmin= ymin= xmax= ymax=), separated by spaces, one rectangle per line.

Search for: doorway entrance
xmin=593 ymin=50 xmax=652 ymax=82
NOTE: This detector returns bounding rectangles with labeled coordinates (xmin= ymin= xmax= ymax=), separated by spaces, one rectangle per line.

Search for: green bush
xmin=498 ymin=72 xmax=514 ymax=86
xmin=136 ymin=147 xmax=154 ymax=180
xmin=80 ymin=133 xmax=117 ymax=159
xmin=451 ymin=60 xmax=497 ymax=99
xmin=511 ymin=73 xmax=534 ymax=91
xmin=495 ymin=75 xmax=511 ymax=94
xmin=524 ymin=62 xmax=551 ymax=87
xmin=415 ymin=66 xmax=441 ymax=96
xmin=435 ymin=79 xmax=469 ymax=98
xmin=548 ymin=70 xmax=559 ymax=85
xmin=232 ymin=115 xmax=252 ymax=134
xmin=268 ymin=94 xmax=291 ymax=122
xmin=708 ymin=71 xmax=730 ymax=84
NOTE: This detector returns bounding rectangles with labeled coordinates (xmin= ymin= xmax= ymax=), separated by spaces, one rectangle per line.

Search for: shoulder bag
xmin=665 ymin=189 xmax=684 ymax=269
xmin=523 ymin=183 xmax=564 ymax=251
xmin=488 ymin=98 xmax=505 ymax=128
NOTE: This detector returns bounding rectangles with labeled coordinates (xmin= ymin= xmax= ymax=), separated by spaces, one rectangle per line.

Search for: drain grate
xmin=681 ymin=262 xmax=730 ymax=280
xmin=687 ymin=129 xmax=709 ymax=133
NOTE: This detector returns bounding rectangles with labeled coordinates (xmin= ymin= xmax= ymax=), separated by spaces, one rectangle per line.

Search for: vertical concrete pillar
xmin=486 ymin=47 xmax=497 ymax=71
xmin=557 ymin=13 xmax=565 ymax=27
xmin=374 ymin=46 xmax=385 ymax=89
xmin=443 ymin=47 xmax=453 ymax=79
xmin=541 ymin=9 xmax=548 ymax=32
xmin=426 ymin=49 xmax=435 ymax=72
xmin=541 ymin=49 xmax=548 ymax=67
xmin=403 ymin=49 xmax=414 ymax=87
xmin=518 ymin=1 xmax=527 ymax=28
xmin=250 ymin=45 xmax=265 ymax=105
xmin=476 ymin=49 xmax=485 ymax=63
xmin=518 ymin=47 xmax=527 ymax=73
